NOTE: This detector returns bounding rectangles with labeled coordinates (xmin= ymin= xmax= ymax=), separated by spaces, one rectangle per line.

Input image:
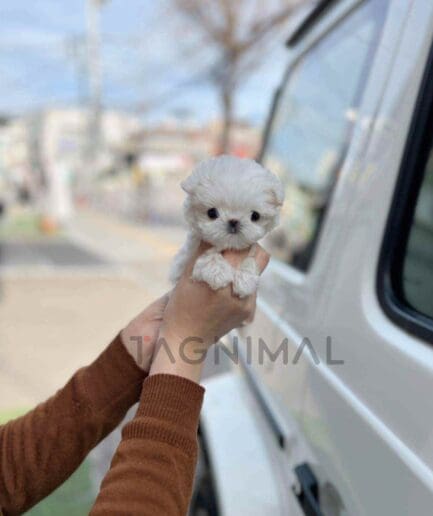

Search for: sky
xmin=0 ymin=0 xmax=292 ymax=126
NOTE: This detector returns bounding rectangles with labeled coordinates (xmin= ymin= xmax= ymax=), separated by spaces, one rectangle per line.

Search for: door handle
xmin=293 ymin=463 xmax=323 ymax=516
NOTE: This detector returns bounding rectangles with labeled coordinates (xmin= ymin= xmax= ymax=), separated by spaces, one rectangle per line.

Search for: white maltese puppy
xmin=170 ymin=155 xmax=284 ymax=298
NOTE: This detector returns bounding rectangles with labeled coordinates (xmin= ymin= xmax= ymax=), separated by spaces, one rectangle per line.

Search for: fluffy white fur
xmin=169 ymin=155 xmax=284 ymax=297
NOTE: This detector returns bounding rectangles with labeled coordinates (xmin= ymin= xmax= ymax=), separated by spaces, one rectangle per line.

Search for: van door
xmin=264 ymin=0 xmax=433 ymax=514
xmin=240 ymin=0 xmax=411 ymax=514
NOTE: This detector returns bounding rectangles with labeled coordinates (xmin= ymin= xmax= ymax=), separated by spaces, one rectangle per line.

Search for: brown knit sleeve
xmin=90 ymin=374 xmax=205 ymax=516
xmin=0 ymin=334 xmax=145 ymax=516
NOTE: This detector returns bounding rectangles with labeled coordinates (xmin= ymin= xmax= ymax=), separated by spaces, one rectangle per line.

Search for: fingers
xmin=235 ymin=292 xmax=257 ymax=327
xmin=254 ymin=245 xmax=270 ymax=274
xmin=223 ymin=244 xmax=270 ymax=274
xmin=152 ymin=292 xmax=171 ymax=309
xmin=245 ymin=293 xmax=256 ymax=322
xmin=223 ymin=247 xmax=250 ymax=267
xmin=182 ymin=240 xmax=270 ymax=305
xmin=160 ymin=292 xmax=171 ymax=303
xmin=186 ymin=241 xmax=270 ymax=275
xmin=147 ymin=292 xmax=171 ymax=319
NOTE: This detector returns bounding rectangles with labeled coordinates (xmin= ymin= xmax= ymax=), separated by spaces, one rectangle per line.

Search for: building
xmin=0 ymin=107 xmax=143 ymax=222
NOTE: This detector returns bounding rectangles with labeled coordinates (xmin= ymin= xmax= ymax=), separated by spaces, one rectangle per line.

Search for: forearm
xmin=90 ymin=374 xmax=204 ymax=516
xmin=0 ymin=334 xmax=145 ymax=515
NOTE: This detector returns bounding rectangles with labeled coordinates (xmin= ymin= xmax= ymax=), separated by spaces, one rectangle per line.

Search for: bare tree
xmin=170 ymin=0 xmax=302 ymax=152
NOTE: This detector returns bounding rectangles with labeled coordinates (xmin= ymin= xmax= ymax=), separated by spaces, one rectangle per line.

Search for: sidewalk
xmin=68 ymin=208 xmax=185 ymax=265
xmin=68 ymin=209 xmax=186 ymax=298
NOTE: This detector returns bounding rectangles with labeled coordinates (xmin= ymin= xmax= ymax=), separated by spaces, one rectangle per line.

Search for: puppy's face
xmin=182 ymin=156 xmax=284 ymax=250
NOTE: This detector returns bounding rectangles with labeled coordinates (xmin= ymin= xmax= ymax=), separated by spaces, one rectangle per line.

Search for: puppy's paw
xmin=192 ymin=252 xmax=233 ymax=290
xmin=233 ymin=257 xmax=259 ymax=298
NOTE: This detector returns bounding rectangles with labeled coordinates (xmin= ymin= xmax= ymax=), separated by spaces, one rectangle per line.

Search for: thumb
xmin=249 ymin=244 xmax=270 ymax=274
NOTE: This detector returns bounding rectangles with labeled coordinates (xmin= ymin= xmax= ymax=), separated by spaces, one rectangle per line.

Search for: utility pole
xmin=84 ymin=0 xmax=107 ymax=183
xmin=66 ymin=35 xmax=87 ymax=106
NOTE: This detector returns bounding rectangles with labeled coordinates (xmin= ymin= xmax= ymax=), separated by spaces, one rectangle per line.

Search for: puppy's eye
xmin=207 ymin=208 xmax=219 ymax=220
xmin=251 ymin=211 xmax=260 ymax=222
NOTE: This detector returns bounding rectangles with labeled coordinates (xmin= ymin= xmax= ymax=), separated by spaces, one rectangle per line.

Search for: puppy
xmin=170 ymin=155 xmax=284 ymax=298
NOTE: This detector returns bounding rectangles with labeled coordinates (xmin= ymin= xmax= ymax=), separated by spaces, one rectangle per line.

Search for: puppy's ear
xmin=181 ymin=173 xmax=199 ymax=195
xmin=267 ymin=175 xmax=284 ymax=207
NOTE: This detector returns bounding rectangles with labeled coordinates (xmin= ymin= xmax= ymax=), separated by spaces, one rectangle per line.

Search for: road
xmin=0 ymin=239 xmax=106 ymax=267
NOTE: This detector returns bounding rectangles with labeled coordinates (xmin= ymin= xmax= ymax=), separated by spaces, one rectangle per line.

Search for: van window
xmin=261 ymin=0 xmax=388 ymax=270
xmin=402 ymin=157 xmax=433 ymax=318
xmin=378 ymin=40 xmax=433 ymax=340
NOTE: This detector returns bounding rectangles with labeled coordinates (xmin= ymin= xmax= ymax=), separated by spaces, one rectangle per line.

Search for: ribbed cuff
xmin=123 ymin=374 xmax=205 ymax=454
xmin=81 ymin=333 xmax=146 ymax=415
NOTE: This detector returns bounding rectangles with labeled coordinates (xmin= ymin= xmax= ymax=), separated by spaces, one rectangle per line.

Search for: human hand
xmin=150 ymin=242 xmax=270 ymax=382
xmin=121 ymin=293 xmax=170 ymax=371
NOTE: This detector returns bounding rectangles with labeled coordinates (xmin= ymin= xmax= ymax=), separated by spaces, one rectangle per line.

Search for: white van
xmin=191 ymin=0 xmax=433 ymax=514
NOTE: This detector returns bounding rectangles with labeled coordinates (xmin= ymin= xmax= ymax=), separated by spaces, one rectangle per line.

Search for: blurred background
xmin=0 ymin=0 xmax=308 ymax=513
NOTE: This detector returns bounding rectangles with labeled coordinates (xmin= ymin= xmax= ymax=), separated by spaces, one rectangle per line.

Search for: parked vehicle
xmin=192 ymin=0 xmax=433 ymax=514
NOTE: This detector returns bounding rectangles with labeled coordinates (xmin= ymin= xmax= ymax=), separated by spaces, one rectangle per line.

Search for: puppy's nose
xmin=228 ymin=219 xmax=239 ymax=233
